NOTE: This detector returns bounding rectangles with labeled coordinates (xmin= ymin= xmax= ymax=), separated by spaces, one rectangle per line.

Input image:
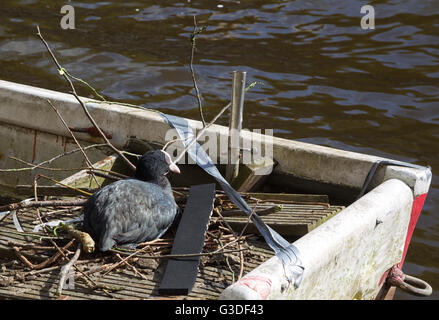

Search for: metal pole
xmin=226 ymin=71 xmax=246 ymax=182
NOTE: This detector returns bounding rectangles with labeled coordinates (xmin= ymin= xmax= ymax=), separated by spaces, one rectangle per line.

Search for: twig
xmin=3 ymin=230 xmax=61 ymax=239
xmin=114 ymin=253 xmax=149 ymax=281
xmin=33 ymin=143 xmax=107 ymax=168
xmin=86 ymin=99 xmax=157 ymax=111
xmin=190 ymin=16 xmax=207 ymax=127
xmin=111 ymin=247 xmax=249 ymax=260
xmin=11 ymin=239 xmax=75 ymax=270
xmin=0 ymin=144 xmax=108 ymax=173
xmin=238 ymin=201 xmax=259 ymax=239
xmin=213 ymin=209 xmax=245 ymax=280
xmin=36 ymin=174 xmax=93 ymax=196
xmin=64 ymin=71 xmax=107 ymax=102
xmin=0 ymin=199 xmax=87 ymax=212
xmin=75 ymin=275 xmax=124 ymax=295
xmin=24 ymin=258 xmax=103 ymax=276
xmin=171 ymin=101 xmax=231 ymax=166
xmin=36 ymin=26 xmax=136 ymax=172
xmin=170 ymin=81 xmax=258 ymax=166
xmin=86 ymin=170 xmax=121 ymax=182
xmin=221 ymin=204 xmax=282 ymax=217
xmin=33 ymin=177 xmax=76 ymax=272
xmin=100 ymin=246 xmax=151 ymax=278
xmin=47 ymin=99 xmax=101 ymax=187
xmin=9 ymin=157 xmax=92 ymax=172
xmin=207 ymin=231 xmax=236 ymax=283
xmin=6 ymin=240 xmax=58 ymax=251
xmin=8 ymin=156 xmax=130 ymax=182
xmin=57 ymin=243 xmax=81 ymax=296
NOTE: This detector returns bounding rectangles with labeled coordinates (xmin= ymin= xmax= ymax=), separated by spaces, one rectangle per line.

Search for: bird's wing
xmin=112 ymin=181 xmax=177 ymax=243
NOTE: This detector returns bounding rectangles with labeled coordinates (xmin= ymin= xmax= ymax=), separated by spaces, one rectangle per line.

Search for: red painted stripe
xmin=378 ymin=192 xmax=428 ymax=286
xmin=398 ymin=192 xmax=428 ymax=267
xmin=237 ymin=275 xmax=272 ymax=299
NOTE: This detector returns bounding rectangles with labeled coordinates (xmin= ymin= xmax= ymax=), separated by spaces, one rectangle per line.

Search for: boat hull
xmin=0 ymin=80 xmax=432 ymax=299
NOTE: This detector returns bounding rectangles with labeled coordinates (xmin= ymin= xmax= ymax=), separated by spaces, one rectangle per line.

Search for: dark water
xmin=0 ymin=0 xmax=438 ymax=299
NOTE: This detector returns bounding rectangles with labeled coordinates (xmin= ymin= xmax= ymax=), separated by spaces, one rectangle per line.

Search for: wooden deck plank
xmin=0 ymin=191 xmax=340 ymax=299
xmin=222 ymin=201 xmax=344 ymax=237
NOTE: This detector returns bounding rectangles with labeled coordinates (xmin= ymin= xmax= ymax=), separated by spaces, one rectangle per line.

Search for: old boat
xmin=0 ymin=79 xmax=432 ymax=300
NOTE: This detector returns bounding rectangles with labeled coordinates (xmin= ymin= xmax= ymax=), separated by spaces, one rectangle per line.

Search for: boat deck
xmin=0 ymin=191 xmax=344 ymax=300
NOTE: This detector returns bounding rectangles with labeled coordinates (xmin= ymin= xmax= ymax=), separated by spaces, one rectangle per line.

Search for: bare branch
xmin=36 ymin=26 xmax=136 ymax=172
xmin=47 ymin=99 xmax=100 ymax=187
xmin=190 ymin=16 xmax=207 ymax=127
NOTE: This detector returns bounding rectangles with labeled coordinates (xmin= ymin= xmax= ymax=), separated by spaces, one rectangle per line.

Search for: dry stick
xmin=100 ymin=246 xmax=151 ymax=278
xmin=190 ymin=16 xmax=207 ymax=127
xmin=46 ymin=99 xmax=101 ymax=188
xmin=214 ymin=202 xmax=261 ymax=280
xmin=100 ymin=244 xmax=248 ymax=282
xmin=23 ymin=258 xmax=102 ymax=277
xmin=213 ymin=208 xmax=245 ymax=280
xmin=33 ymin=176 xmax=72 ymax=265
xmin=207 ymin=231 xmax=237 ymax=282
xmin=10 ymin=155 xmax=130 ymax=181
xmin=57 ymin=244 xmax=81 ymax=296
xmin=114 ymin=253 xmax=149 ymax=281
xmin=36 ymin=173 xmax=93 ymax=196
xmin=93 ymin=168 xmax=129 ymax=179
xmin=87 ymin=170 xmax=121 ymax=182
xmin=36 ymin=26 xmax=136 ymax=173
xmin=9 ymin=157 xmax=92 ymax=172
xmin=11 ymin=239 xmax=75 ymax=270
xmin=33 ymin=144 xmax=107 ymax=169
xmin=0 ymin=144 xmax=108 ymax=173
xmin=167 ymin=26 xmax=262 ymax=166
xmin=215 ymin=210 xmax=249 ymax=281
xmin=247 ymin=196 xmax=330 ymax=208
xmin=0 ymin=199 xmax=87 ymax=212
xmin=221 ymin=204 xmax=282 ymax=217
xmin=237 ymin=200 xmax=259 ymax=239
xmin=171 ymin=101 xmax=231 ymax=167
xmin=170 ymin=80 xmax=257 ymax=167
xmin=6 ymin=240 xmax=59 ymax=251
xmin=112 ymin=247 xmax=249 ymax=260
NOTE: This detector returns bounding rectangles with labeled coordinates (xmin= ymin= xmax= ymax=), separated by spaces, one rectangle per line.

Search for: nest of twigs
xmin=0 ymin=190 xmax=272 ymax=299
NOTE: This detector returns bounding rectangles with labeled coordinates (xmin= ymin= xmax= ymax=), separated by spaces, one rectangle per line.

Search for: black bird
xmin=82 ymin=149 xmax=180 ymax=252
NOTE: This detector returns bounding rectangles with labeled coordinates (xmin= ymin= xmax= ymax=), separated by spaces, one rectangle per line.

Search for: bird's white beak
xmin=169 ymin=162 xmax=181 ymax=174
xmin=161 ymin=149 xmax=181 ymax=174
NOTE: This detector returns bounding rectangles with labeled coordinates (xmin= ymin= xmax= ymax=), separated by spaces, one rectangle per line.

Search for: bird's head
xmin=135 ymin=149 xmax=180 ymax=181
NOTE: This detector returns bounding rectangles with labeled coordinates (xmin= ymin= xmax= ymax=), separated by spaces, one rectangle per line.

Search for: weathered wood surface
xmin=221 ymin=193 xmax=343 ymax=237
xmin=222 ymin=203 xmax=344 ymax=237
xmin=0 ymin=202 xmax=273 ymax=300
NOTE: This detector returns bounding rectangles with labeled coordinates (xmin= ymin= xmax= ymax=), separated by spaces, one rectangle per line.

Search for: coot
xmin=83 ymin=149 xmax=180 ymax=252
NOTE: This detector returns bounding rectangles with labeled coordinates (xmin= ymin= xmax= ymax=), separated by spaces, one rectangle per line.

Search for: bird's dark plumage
xmin=82 ymin=150 xmax=179 ymax=252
